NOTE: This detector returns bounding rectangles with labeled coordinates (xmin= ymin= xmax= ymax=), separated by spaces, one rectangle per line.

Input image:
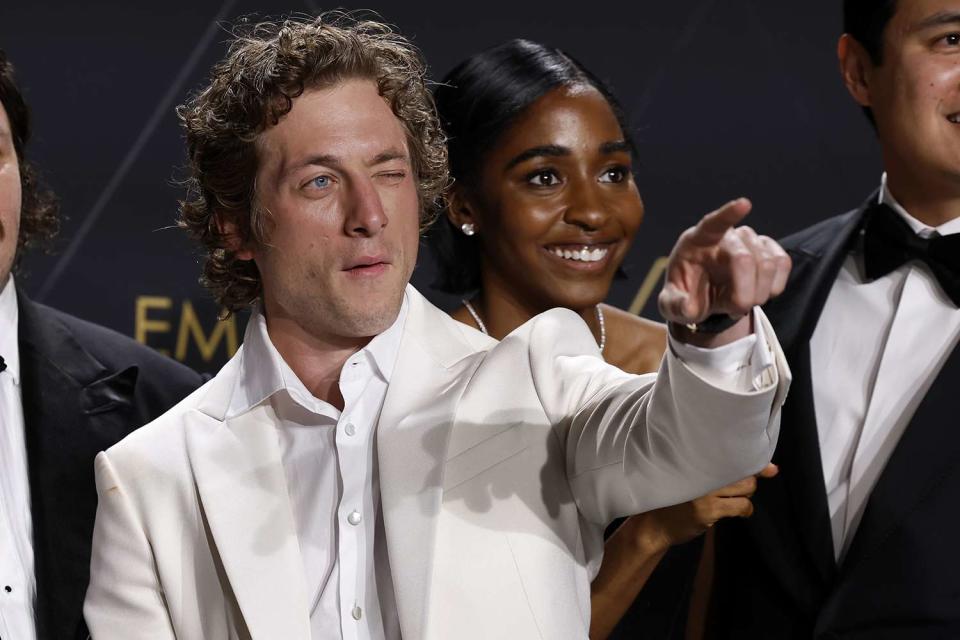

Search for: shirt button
xmin=345 ymin=423 xmax=356 ymax=436
xmin=352 ymin=605 xmax=363 ymax=620
xmin=347 ymin=510 xmax=362 ymax=526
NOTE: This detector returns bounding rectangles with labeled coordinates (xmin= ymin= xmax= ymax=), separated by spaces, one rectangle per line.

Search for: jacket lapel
xmin=376 ymin=287 xmax=488 ymax=640
xmin=764 ymin=205 xmax=869 ymax=585
xmin=185 ymin=353 xmax=311 ymax=640
xmin=840 ymin=338 xmax=960 ymax=574
xmin=17 ymin=292 xmax=141 ymax=640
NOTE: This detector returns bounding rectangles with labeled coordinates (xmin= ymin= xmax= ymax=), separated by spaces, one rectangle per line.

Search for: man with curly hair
xmin=84 ymin=15 xmax=793 ymax=639
xmin=0 ymin=51 xmax=204 ymax=640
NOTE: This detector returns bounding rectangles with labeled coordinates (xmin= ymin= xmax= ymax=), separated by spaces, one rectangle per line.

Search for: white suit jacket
xmin=84 ymin=286 xmax=789 ymax=639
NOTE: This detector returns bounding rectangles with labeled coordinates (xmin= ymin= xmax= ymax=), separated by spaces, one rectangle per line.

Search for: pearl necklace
xmin=461 ymin=299 xmax=606 ymax=354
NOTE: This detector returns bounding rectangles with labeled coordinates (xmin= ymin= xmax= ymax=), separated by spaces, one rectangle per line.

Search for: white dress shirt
xmin=0 ymin=276 xmax=37 ymax=640
xmin=226 ymin=296 xmax=408 ymax=640
xmin=811 ymin=174 xmax=960 ymax=561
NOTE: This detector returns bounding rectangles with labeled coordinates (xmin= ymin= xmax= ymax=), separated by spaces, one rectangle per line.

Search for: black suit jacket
xmin=15 ymin=290 xmax=204 ymax=640
xmin=708 ymin=198 xmax=960 ymax=639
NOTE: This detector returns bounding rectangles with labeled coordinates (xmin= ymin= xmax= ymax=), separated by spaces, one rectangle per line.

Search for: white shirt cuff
xmin=668 ymin=306 xmax=776 ymax=392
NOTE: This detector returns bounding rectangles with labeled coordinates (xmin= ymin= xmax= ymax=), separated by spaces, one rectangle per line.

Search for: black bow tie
xmin=0 ymin=355 xmax=5 ymax=373
xmin=862 ymin=202 xmax=960 ymax=307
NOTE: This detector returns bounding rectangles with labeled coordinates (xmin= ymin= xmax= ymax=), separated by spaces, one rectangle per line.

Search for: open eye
xmin=309 ymin=175 xmax=332 ymax=189
xmin=527 ymin=169 xmax=561 ymax=187
xmin=599 ymin=166 xmax=629 ymax=184
xmin=936 ymin=32 xmax=960 ymax=48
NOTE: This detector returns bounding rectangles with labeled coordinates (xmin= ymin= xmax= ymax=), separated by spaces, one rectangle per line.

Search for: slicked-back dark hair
xmin=430 ymin=39 xmax=634 ymax=294
xmin=0 ymin=50 xmax=60 ymax=270
xmin=843 ymin=0 xmax=898 ymax=127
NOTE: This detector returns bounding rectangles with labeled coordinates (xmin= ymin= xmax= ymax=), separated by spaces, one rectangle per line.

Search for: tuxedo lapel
xmin=764 ymin=205 xmax=870 ymax=585
xmin=840 ymin=340 xmax=960 ymax=574
xmin=376 ymin=288 xmax=486 ymax=640
xmin=186 ymin=358 xmax=311 ymax=640
xmin=17 ymin=292 xmax=141 ymax=640
xmin=771 ymin=342 xmax=837 ymax=585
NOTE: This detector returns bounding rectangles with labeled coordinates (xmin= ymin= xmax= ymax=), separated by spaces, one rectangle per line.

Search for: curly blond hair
xmin=177 ymin=13 xmax=448 ymax=314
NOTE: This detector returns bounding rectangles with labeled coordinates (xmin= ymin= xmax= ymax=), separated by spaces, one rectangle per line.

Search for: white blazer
xmin=84 ymin=286 xmax=789 ymax=639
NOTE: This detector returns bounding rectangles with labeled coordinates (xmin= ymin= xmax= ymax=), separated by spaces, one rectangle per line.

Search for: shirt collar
xmin=227 ymin=292 xmax=408 ymax=418
xmin=0 ymin=276 xmax=20 ymax=385
xmin=880 ymin=172 xmax=960 ymax=237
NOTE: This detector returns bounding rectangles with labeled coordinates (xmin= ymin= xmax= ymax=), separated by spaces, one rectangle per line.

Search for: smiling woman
xmin=430 ymin=39 xmax=664 ymax=374
xmin=429 ymin=39 xmax=774 ymax=639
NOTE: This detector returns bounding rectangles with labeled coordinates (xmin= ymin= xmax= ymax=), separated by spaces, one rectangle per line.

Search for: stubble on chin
xmin=306 ymin=282 xmax=406 ymax=340
xmin=338 ymin=288 xmax=405 ymax=337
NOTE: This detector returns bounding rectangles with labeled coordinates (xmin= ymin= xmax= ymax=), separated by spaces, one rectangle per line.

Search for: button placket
xmin=335 ymin=364 xmax=375 ymax=640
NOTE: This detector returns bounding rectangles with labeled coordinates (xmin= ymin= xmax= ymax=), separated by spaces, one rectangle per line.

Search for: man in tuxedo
xmin=83 ymin=15 xmax=793 ymax=639
xmin=0 ymin=51 xmax=204 ymax=639
xmin=707 ymin=0 xmax=960 ymax=637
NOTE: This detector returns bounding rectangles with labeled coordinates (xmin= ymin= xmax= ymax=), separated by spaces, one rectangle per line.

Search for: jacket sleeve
xmin=524 ymin=307 xmax=790 ymax=525
xmin=84 ymin=451 xmax=178 ymax=639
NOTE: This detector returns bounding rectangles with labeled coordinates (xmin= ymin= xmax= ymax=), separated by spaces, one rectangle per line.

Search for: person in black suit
xmin=704 ymin=0 xmax=960 ymax=637
xmin=0 ymin=51 xmax=204 ymax=639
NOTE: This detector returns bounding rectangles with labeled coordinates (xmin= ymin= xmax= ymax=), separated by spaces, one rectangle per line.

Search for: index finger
xmin=689 ymin=198 xmax=753 ymax=246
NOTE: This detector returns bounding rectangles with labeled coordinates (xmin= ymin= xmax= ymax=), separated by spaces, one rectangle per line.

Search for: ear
xmin=838 ymin=34 xmax=874 ymax=108
xmin=445 ymin=184 xmax=482 ymax=233
xmin=215 ymin=211 xmax=255 ymax=261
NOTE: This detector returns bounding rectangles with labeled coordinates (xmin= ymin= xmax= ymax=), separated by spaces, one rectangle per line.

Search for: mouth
xmin=948 ymin=113 xmax=960 ymax=124
xmin=344 ymin=255 xmax=391 ymax=276
xmin=542 ymin=243 xmax=615 ymax=269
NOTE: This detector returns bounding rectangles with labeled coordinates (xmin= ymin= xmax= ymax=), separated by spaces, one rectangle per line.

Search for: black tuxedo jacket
xmin=707 ymin=198 xmax=960 ymax=639
xmin=15 ymin=290 xmax=204 ymax=639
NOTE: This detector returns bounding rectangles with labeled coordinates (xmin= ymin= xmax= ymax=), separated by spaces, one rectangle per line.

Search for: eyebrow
xmin=367 ymin=149 xmax=409 ymax=167
xmin=600 ymin=140 xmax=632 ymax=155
xmin=504 ymin=144 xmax=568 ymax=171
xmin=283 ymin=147 xmax=409 ymax=178
xmin=914 ymin=10 xmax=960 ymax=30
xmin=504 ymin=139 xmax=632 ymax=172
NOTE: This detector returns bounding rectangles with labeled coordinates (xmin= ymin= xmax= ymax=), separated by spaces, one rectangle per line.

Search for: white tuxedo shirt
xmin=0 ymin=278 xmax=37 ymax=640
xmin=812 ymin=175 xmax=960 ymax=560
xmin=84 ymin=286 xmax=790 ymax=639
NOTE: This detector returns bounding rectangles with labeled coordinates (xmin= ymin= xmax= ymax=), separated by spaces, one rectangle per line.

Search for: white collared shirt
xmin=0 ymin=276 xmax=37 ymax=640
xmin=227 ymin=296 xmax=408 ymax=640
xmin=811 ymin=174 xmax=960 ymax=561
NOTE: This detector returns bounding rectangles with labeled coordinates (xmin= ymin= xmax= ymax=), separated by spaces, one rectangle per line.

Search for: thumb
xmin=757 ymin=463 xmax=779 ymax=479
xmin=658 ymin=283 xmax=701 ymax=323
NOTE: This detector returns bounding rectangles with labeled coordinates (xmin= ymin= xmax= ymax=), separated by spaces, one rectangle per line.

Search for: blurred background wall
xmin=2 ymin=1 xmax=882 ymax=373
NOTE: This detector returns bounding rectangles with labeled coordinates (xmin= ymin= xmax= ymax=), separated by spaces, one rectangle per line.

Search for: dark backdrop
xmin=3 ymin=1 xmax=881 ymax=373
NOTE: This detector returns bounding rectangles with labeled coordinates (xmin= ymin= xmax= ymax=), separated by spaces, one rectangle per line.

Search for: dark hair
xmin=178 ymin=13 xmax=447 ymax=315
xmin=430 ymin=39 xmax=634 ymax=294
xmin=843 ymin=0 xmax=898 ymax=127
xmin=0 ymin=50 xmax=60 ymax=270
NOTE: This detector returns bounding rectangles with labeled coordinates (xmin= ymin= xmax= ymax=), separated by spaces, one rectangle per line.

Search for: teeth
xmin=550 ymin=246 xmax=609 ymax=262
xmin=950 ymin=114 xmax=960 ymax=123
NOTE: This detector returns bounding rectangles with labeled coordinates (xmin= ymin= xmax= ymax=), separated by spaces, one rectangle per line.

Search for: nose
xmin=344 ymin=176 xmax=388 ymax=237
xmin=562 ymin=180 xmax=609 ymax=231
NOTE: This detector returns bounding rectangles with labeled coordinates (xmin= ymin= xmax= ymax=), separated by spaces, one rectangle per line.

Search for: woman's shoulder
xmin=600 ymin=304 xmax=668 ymax=375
